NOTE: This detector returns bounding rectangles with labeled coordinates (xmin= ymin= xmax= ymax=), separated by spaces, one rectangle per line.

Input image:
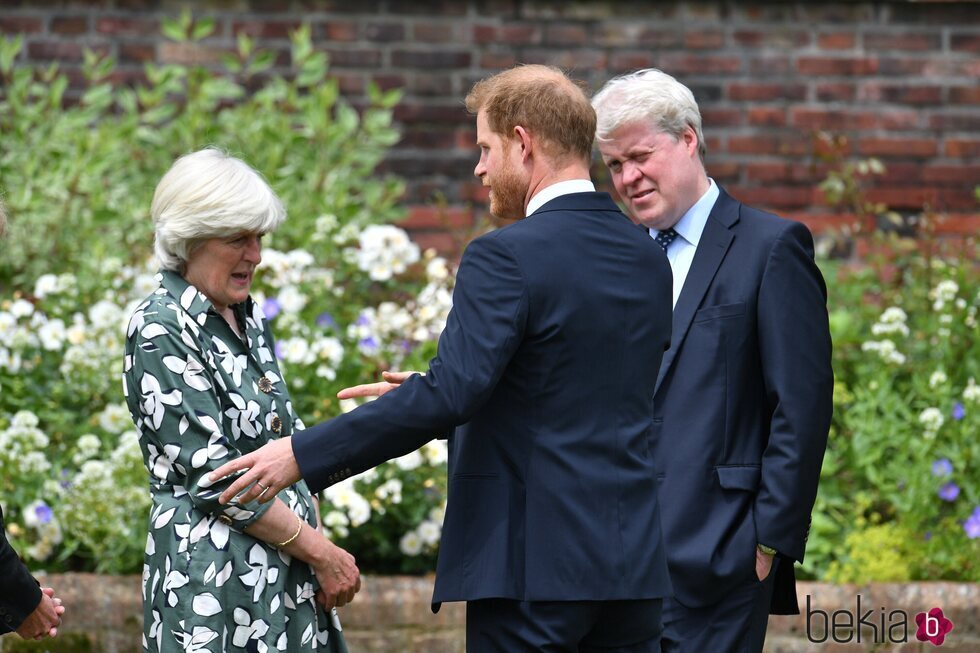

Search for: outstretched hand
xmin=337 ymin=370 xmax=418 ymax=400
xmin=210 ymin=437 xmax=300 ymax=505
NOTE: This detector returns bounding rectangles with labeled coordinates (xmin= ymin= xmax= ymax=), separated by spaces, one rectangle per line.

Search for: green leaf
xmin=161 ymin=16 xmax=187 ymax=42
xmin=191 ymin=17 xmax=215 ymax=41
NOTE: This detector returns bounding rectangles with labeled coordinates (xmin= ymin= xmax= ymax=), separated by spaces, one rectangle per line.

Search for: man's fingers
xmin=209 ymin=454 xmax=254 ymax=485
xmin=337 ymin=382 xmax=390 ymax=399
xmin=381 ymin=370 xmax=415 ymax=383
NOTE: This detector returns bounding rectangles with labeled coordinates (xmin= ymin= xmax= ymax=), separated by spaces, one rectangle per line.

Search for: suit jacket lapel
xmin=654 ymin=190 xmax=740 ymax=395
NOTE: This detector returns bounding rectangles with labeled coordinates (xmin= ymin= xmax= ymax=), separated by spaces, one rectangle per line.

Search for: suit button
xmin=218 ymin=514 xmax=233 ymax=525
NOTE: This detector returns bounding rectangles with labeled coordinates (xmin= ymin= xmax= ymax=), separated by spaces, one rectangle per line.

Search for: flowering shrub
xmin=0 ymin=18 xmax=453 ymax=575
xmin=804 ymin=159 xmax=980 ymax=581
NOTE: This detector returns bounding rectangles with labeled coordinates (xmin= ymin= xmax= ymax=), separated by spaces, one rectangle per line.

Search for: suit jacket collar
xmin=655 ymin=188 xmax=740 ymax=395
xmin=530 ymin=191 xmax=625 ymax=216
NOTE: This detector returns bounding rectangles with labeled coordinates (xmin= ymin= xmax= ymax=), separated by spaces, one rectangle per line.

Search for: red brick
xmin=791 ymin=108 xmax=875 ymax=131
xmin=232 ymin=20 xmax=301 ymax=39
xmin=400 ymin=206 xmax=475 ymax=230
xmin=95 ymin=16 xmax=159 ymax=37
xmin=325 ymin=48 xmax=382 ymax=68
xmin=393 ymin=103 xmax=467 ymax=124
xmin=610 ymin=51 xmax=656 ymax=72
xmin=522 ymin=49 xmax=606 ymax=69
xmin=656 ymin=54 xmax=741 ymax=74
xmin=409 ymin=231 xmax=464 ymax=256
xmin=951 ymin=33 xmax=980 ymax=53
xmin=746 ymin=163 xmax=821 ymax=184
xmin=921 ymin=165 xmax=980 ymax=186
xmin=870 ymin=110 xmax=922 ymax=131
xmin=797 ymin=56 xmax=878 ymax=75
xmin=728 ymin=136 xmax=810 ymax=157
xmin=684 ymin=30 xmax=724 ymax=49
xmin=815 ymin=83 xmax=855 ymax=102
xmin=728 ymin=82 xmax=806 ymax=102
xmin=748 ymin=56 xmax=792 ymax=75
xmin=472 ymin=24 xmax=497 ymax=44
xmin=733 ymin=29 xmax=810 ymax=48
xmin=865 ymin=187 xmax=939 ymax=209
xmin=479 ymin=51 xmax=517 ymax=69
xmin=949 ymin=87 xmax=980 ymax=104
xmin=413 ymin=23 xmax=454 ymax=43
xmin=399 ymin=128 xmax=457 ymax=149
xmin=545 ymin=24 xmax=588 ymax=45
xmin=365 ymin=22 xmax=405 ymax=42
xmin=931 ymin=214 xmax=980 ymax=234
xmin=0 ymin=16 xmax=43 ymax=33
xmin=859 ymin=138 xmax=938 ymax=158
xmin=321 ymin=20 xmax=358 ymax=41
xmin=785 ymin=212 xmax=865 ymax=234
xmin=28 ymin=40 xmax=84 ymax=60
xmin=864 ymin=31 xmax=941 ymax=51
xmin=499 ymin=24 xmax=540 ymax=45
xmin=944 ymin=139 xmax=980 ymax=158
xmin=817 ymin=32 xmax=856 ymax=50
xmin=50 ymin=15 xmax=89 ymax=35
xmin=391 ymin=50 xmax=470 ymax=69
xmin=707 ymin=162 xmax=740 ymax=183
xmin=119 ymin=42 xmax=155 ymax=63
xmin=861 ymin=83 xmax=942 ymax=105
xmin=455 ymin=128 xmax=476 ymax=150
xmin=701 ymin=108 xmax=742 ymax=127
xmin=931 ymin=112 xmax=980 ymax=131
xmin=638 ymin=29 xmax=683 ymax=49
xmin=733 ymin=187 xmax=816 ymax=209
xmin=333 ymin=72 xmax=364 ymax=95
xmin=878 ymin=57 xmax=930 ymax=76
xmin=158 ymin=42 xmax=232 ymax=66
xmin=747 ymin=107 xmax=787 ymax=127
xmin=370 ymin=73 xmax=406 ymax=91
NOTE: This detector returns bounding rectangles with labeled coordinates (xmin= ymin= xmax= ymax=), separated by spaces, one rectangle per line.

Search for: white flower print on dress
xmin=139 ymin=372 xmax=183 ymax=430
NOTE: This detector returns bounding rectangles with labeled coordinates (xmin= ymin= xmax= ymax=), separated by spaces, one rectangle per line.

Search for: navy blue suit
xmin=0 ymin=505 xmax=42 ymax=634
xmin=295 ymin=192 xmax=673 ymax=618
xmin=653 ymin=188 xmax=833 ymax=620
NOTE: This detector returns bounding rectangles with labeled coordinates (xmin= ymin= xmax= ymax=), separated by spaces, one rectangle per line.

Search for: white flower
xmin=919 ymin=407 xmax=944 ymax=433
xmin=426 ymin=256 xmax=450 ymax=281
xmin=73 ymin=433 xmax=103 ymax=465
xmin=34 ymin=274 xmax=60 ymax=298
xmin=429 ymin=503 xmax=446 ymax=525
xmin=879 ymin=307 xmax=907 ymax=323
xmin=355 ymin=224 xmax=421 ymax=281
xmin=98 ymin=403 xmax=132 ymax=434
xmin=929 ymin=370 xmax=948 ymax=388
xmin=88 ymin=299 xmax=124 ymax=331
xmin=964 ymin=378 xmax=980 ymax=403
xmin=375 ymin=478 xmax=403 ymax=504
xmin=11 ymin=410 xmax=40 ymax=429
xmin=861 ymin=339 xmax=906 ymax=365
xmin=399 ymin=530 xmax=423 ymax=556
xmin=423 ymin=440 xmax=448 ymax=465
xmin=417 ymin=519 xmax=441 ymax=546
xmin=10 ymin=299 xmax=34 ymax=319
xmin=930 ymin=279 xmax=959 ymax=310
xmin=277 ymin=286 xmax=307 ymax=314
xmin=394 ymin=450 xmax=423 ymax=471
xmin=280 ymin=337 xmax=314 ymax=365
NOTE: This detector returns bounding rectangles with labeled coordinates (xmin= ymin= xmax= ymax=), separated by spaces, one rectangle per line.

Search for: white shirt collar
xmin=526 ymin=179 xmax=596 ymax=217
xmin=650 ymin=178 xmax=718 ymax=247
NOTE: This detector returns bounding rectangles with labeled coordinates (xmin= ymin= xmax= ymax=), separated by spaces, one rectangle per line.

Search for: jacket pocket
xmin=715 ymin=464 xmax=761 ymax=491
xmin=693 ymin=302 xmax=745 ymax=323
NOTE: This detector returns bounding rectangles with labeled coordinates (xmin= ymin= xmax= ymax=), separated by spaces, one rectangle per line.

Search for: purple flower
xmin=938 ymin=482 xmax=960 ymax=502
xmin=33 ymin=503 xmax=53 ymax=524
xmin=275 ymin=341 xmax=285 ymax=360
xmin=262 ymin=297 xmax=281 ymax=320
xmin=355 ymin=314 xmax=371 ymax=327
xmin=951 ymin=402 xmax=965 ymax=421
xmin=359 ymin=336 xmax=378 ymax=353
xmin=964 ymin=507 xmax=980 ymax=539
xmin=923 ymin=531 xmax=932 ymax=541
xmin=932 ymin=458 xmax=953 ymax=477
xmin=316 ymin=311 xmax=337 ymax=329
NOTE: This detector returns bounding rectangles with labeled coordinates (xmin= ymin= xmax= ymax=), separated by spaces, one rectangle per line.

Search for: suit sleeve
xmin=0 ymin=507 xmax=43 ymax=634
xmin=294 ymin=234 xmax=528 ymax=493
xmin=754 ymin=221 xmax=833 ymax=563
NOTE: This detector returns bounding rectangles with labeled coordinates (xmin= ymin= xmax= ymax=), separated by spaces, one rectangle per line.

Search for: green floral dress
xmin=123 ymin=270 xmax=348 ymax=653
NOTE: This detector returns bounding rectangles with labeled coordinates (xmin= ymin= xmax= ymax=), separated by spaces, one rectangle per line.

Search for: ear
xmin=682 ymin=127 xmax=699 ymax=157
xmin=513 ymin=125 xmax=533 ymax=163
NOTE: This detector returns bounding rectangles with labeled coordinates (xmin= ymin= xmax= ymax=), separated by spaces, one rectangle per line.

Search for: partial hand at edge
xmin=336 ymin=370 xmax=419 ymax=400
xmin=755 ymin=548 xmax=774 ymax=582
xmin=209 ymin=436 xmax=301 ymax=505
xmin=313 ymin=541 xmax=361 ymax=611
xmin=16 ymin=587 xmax=65 ymax=640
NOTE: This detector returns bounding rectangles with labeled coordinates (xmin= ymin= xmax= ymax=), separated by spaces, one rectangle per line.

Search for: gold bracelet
xmin=276 ymin=513 xmax=304 ymax=549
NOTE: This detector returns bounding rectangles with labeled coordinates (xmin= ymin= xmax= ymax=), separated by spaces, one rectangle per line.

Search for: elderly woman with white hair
xmin=123 ymin=148 xmax=357 ymax=652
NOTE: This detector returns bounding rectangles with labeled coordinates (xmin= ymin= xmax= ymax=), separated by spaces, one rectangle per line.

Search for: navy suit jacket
xmin=0 ymin=505 xmax=42 ymax=634
xmin=295 ymin=192 xmax=674 ymax=606
xmin=652 ymin=188 xmax=832 ymax=613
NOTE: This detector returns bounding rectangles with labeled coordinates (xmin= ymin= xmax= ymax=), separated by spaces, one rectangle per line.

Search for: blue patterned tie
xmin=655 ymin=228 xmax=679 ymax=252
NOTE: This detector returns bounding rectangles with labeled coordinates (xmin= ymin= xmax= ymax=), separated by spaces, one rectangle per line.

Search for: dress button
xmin=271 ymin=415 xmax=282 ymax=433
xmin=218 ymin=514 xmax=233 ymax=525
xmin=258 ymin=376 xmax=273 ymax=393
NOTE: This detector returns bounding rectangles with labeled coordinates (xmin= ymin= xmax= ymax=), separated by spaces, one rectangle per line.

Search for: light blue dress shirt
xmin=650 ymin=179 xmax=719 ymax=307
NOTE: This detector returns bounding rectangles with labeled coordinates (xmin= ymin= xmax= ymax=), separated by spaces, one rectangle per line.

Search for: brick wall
xmin=2 ymin=575 xmax=977 ymax=653
xmin=2 ymin=1 xmax=978 ymax=251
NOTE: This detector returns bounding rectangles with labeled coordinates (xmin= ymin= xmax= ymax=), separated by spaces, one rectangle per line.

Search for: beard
xmin=486 ymin=159 xmax=527 ymax=220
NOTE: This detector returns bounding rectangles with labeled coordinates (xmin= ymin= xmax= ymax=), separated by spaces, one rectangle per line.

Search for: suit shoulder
xmin=738 ymin=203 xmax=813 ymax=244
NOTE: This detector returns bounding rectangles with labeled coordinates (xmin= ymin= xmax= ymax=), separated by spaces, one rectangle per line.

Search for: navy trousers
xmin=466 ymin=598 xmax=663 ymax=653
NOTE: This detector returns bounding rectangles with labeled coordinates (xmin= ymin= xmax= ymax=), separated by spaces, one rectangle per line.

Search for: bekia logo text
xmin=806 ymin=595 xmax=954 ymax=646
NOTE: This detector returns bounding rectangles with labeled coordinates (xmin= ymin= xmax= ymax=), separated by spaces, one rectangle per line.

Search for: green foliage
xmin=0 ymin=24 xmax=450 ymax=576
xmin=802 ymin=148 xmax=980 ymax=582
